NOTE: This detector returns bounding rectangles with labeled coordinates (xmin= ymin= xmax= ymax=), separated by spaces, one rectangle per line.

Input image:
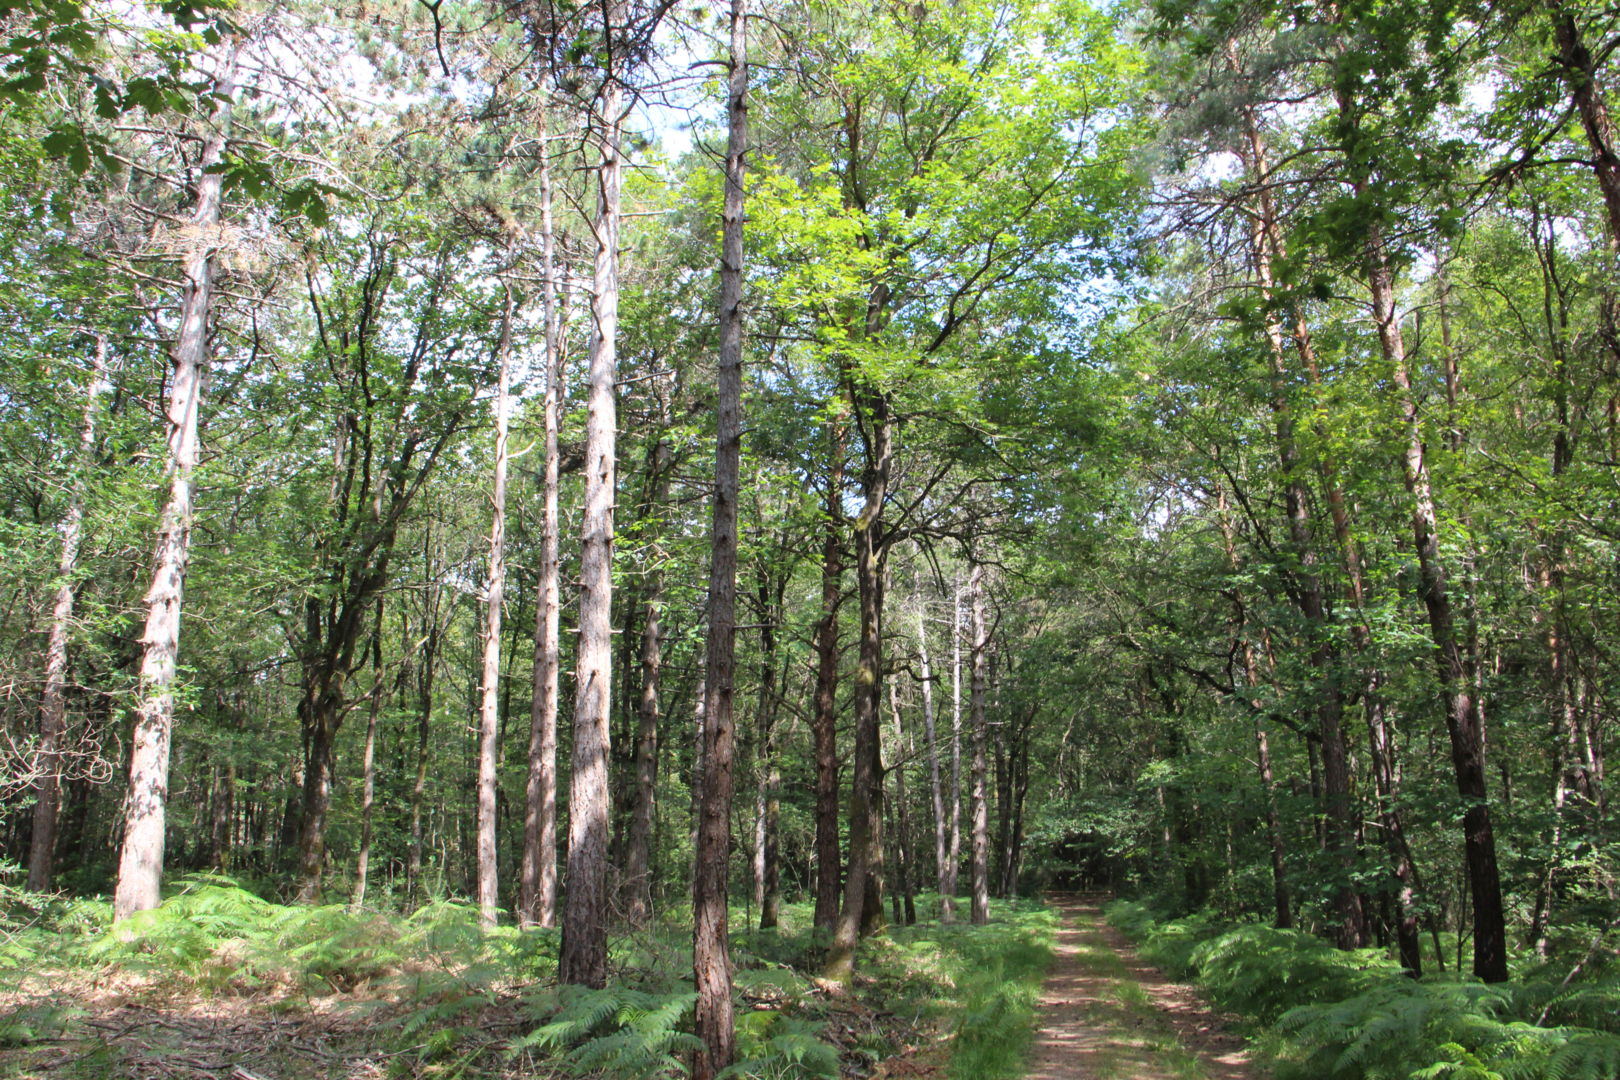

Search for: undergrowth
xmin=1106 ymin=900 xmax=1620 ymax=1080
xmin=865 ymin=898 xmax=1057 ymax=1080
xmin=0 ymin=877 xmax=1049 ymax=1080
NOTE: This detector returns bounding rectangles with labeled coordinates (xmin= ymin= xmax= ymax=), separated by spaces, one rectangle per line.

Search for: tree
xmin=114 ymin=38 xmax=242 ymax=920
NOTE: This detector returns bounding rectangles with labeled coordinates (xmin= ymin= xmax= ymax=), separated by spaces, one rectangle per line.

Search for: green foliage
xmin=1105 ymin=902 xmax=1227 ymax=980
xmin=1269 ymin=980 xmax=1620 ymax=1080
xmin=1190 ymin=926 xmax=1402 ymax=1024
xmin=867 ymin=899 xmax=1057 ymax=1080
xmin=728 ymin=1013 xmax=839 ymax=1079
xmin=510 ymin=985 xmax=702 ymax=1079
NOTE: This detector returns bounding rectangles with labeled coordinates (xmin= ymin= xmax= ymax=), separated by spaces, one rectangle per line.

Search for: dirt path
xmin=1024 ymin=897 xmax=1255 ymax=1080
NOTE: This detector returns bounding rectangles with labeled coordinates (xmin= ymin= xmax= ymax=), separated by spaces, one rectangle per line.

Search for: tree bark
xmin=521 ymin=145 xmax=565 ymax=930
xmin=28 ymin=335 xmax=109 ymax=893
xmin=916 ymin=598 xmax=950 ymax=922
xmin=408 ymin=566 xmax=443 ymax=906
xmin=946 ymin=579 xmax=963 ymax=917
xmin=811 ymin=420 xmax=846 ymax=933
xmin=624 ymin=434 xmax=672 ymax=926
xmin=754 ymin=567 xmax=783 ymax=930
xmin=1549 ymin=0 xmax=1620 ymax=244
xmin=1369 ymin=235 xmax=1510 ymax=983
xmin=351 ymin=615 xmax=385 ymax=911
xmin=692 ymin=4 xmax=746 ymax=1070
xmin=114 ymin=42 xmax=240 ymax=920
xmin=476 ymin=289 xmax=515 ymax=929
xmin=824 ymin=386 xmax=892 ymax=983
xmin=968 ymin=561 xmax=990 ymax=926
xmin=560 ymin=71 xmax=624 ymax=988
xmin=888 ymin=683 xmax=916 ymax=925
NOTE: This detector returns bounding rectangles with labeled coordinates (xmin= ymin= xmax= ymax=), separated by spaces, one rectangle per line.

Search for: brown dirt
xmin=1023 ymin=897 xmax=1255 ymax=1080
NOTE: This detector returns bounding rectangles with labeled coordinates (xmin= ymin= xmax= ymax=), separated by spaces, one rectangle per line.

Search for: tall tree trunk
xmin=811 ymin=421 xmax=846 ymax=933
xmin=408 ymin=578 xmax=443 ymax=906
xmin=917 ymin=599 xmax=950 ymax=922
xmin=28 ymin=335 xmax=109 ymax=893
xmin=692 ymin=5 xmax=746 ymax=1071
xmin=560 ymin=73 xmax=624 ymax=988
xmin=114 ymin=44 xmax=239 ymax=920
xmin=352 ymin=614 xmax=385 ymax=911
xmin=1369 ymin=235 xmax=1509 ymax=983
xmin=754 ymin=567 xmax=783 ymax=930
xmin=945 ymin=579 xmax=964 ymax=917
xmin=476 ymin=289 xmax=515 ymax=929
xmin=888 ymin=683 xmax=916 ymax=925
xmin=824 ymin=387 xmax=892 ymax=983
xmin=1231 ymin=81 xmax=1365 ymax=948
xmin=968 ymin=561 xmax=990 ymax=926
xmin=521 ymin=146 xmax=564 ymax=930
xmin=624 ymin=438 xmax=671 ymax=926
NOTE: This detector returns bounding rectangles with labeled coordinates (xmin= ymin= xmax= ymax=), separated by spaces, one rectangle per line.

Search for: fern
xmin=510 ymin=985 xmax=700 ymax=1079
xmin=1191 ymin=925 xmax=1402 ymax=1024
xmin=727 ymin=1014 xmax=839 ymax=1079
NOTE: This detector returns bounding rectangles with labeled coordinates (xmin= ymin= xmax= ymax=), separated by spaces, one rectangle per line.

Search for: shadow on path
xmin=1024 ymin=895 xmax=1254 ymax=1080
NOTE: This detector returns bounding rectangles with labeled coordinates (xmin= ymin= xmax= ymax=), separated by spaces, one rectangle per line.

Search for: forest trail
xmin=1024 ymin=897 xmax=1254 ymax=1080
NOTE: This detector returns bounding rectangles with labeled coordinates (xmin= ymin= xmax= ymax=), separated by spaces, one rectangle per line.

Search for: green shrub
xmin=1136 ymin=910 xmax=1228 ymax=979
xmin=1268 ymin=978 xmax=1620 ymax=1080
xmin=1190 ymin=925 xmax=1401 ymax=1024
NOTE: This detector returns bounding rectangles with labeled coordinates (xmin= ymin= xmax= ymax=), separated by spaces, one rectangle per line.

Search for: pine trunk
xmin=692 ymin=5 xmax=746 ymax=1070
xmin=476 ymin=290 xmax=515 ymax=929
xmin=114 ymin=44 xmax=239 ymax=920
xmin=520 ymin=146 xmax=564 ymax=930
xmin=560 ymin=75 xmax=624 ymax=988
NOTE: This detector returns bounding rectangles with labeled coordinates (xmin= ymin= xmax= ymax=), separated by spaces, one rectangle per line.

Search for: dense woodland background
xmin=2 ymin=0 xmax=1620 ymax=1075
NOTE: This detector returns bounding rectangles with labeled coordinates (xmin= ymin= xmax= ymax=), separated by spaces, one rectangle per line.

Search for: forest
xmin=1 ymin=0 xmax=1618 ymax=1077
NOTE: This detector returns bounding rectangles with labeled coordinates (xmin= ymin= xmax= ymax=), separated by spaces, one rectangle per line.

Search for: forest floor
xmin=1024 ymin=896 xmax=1254 ymax=1080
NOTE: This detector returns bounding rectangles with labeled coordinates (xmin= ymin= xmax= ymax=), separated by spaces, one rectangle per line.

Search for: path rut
xmin=1024 ymin=897 xmax=1254 ymax=1080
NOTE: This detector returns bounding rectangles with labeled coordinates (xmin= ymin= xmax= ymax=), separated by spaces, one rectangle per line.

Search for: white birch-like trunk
xmin=114 ymin=44 xmax=240 ymax=921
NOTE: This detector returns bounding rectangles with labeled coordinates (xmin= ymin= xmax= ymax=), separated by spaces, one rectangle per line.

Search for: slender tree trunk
xmin=888 ymin=683 xmax=916 ymax=925
xmin=692 ymin=6 xmax=746 ymax=1070
xmin=811 ymin=422 xmax=846 ymax=933
xmin=1215 ymin=488 xmax=1294 ymax=929
xmin=560 ymin=74 xmax=624 ymax=988
xmin=352 ymin=616 xmax=384 ymax=911
xmin=521 ymin=148 xmax=564 ymax=930
xmin=754 ymin=568 xmax=783 ymax=930
xmin=1369 ymin=235 xmax=1509 ymax=983
xmin=917 ymin=600 xmax=950 ymax=922
xmin=624 ymin=438 xmax=670 ymax=926
xmin=968 ymin=562 xmax=990 ymax=926
xmin=28 ymin=336 xmax=109 ymax=893
xmin=408 ymin=591 xmax=442 ymax=905
xmin=945 ymin=580 xmax=963 ymax=917
xmin=476 ymin=290 xmax=515 ymax=929
xmin=114 ymin=44 xmax=239 ymax=920
xmin=825 ymin=389 xmax=892 ymax=982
